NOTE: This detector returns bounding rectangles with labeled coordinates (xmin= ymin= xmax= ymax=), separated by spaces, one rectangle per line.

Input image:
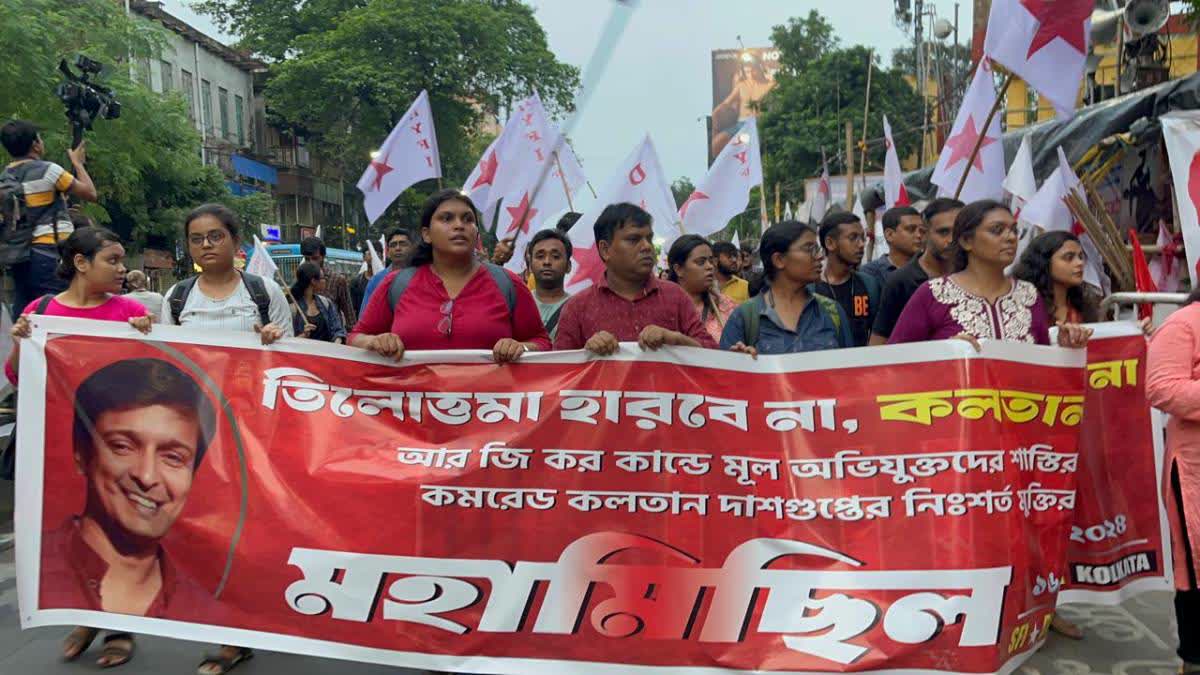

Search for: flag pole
xmin=954 ymin=73 xmax=1013 ymax=199
xmin=553 ymin=152 xmax=576 ymax=212
xmin=858 ymin=49 xmax=874 ymax=200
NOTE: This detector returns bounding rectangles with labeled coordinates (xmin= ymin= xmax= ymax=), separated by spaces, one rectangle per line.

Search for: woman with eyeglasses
xmin=290 ymin=261 xmax=345 ymax=343
xmin=161 ymin=205 xmax=292 ymax=348
xmin=350 ymin=189 xmax=550 ymax=362
xmin=888 ymin=200 xmax=1091 ymax=350
xmin=161 ymin=204 xmax=292 ymax=675
xmin=719 ymin=221 xmax=853 ymax=356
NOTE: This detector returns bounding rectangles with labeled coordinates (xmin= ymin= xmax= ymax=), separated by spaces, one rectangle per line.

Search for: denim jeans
xmin=10 ymin=244 xmax=67 ymax=320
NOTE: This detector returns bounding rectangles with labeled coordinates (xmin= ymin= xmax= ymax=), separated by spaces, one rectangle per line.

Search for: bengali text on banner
xmin=13 ymin=316 xmax=1149 ymax=674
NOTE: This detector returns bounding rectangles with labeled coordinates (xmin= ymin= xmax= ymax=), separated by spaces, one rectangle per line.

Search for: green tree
xmin=670 ymin=177 xmax=696 ymax=209
xmin=195 ymin=0 xmax=579 ymax=223
xmin=758 ymin=24 xmax=923 ymax=207
xmin=0 ymin=0 xmax=228 ymax=248
xmin=223 ymin=191 xmax=276 ymax=231
xmin=770 ymin=10 xmax=839 ymax=76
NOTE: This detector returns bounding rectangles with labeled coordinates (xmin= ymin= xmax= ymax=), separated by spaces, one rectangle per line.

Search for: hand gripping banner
xmin=14 ymin=316 xmax=1128 ymax=674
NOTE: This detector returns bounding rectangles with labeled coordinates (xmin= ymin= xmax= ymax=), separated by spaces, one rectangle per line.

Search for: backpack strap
xmin=738 ymin=299 xmax=761 ymax=348
xmin=481 ymin=262 xmax=517 ymax=315
xmin=239 ymin=271 xmax=273 ymax=327
xmin=386 ymin=266 xmax=420 ymax=311
xmin=33 ymin=294 xmax=54 ymax=315
xmin=813 ymin=294 xmax=843 ymax=334
xmin=167 ymin=276 xmax=199 ymax=325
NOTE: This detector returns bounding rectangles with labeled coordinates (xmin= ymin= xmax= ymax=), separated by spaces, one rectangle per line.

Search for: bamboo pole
xmin=858 ymin=50 xmax=874 ymax=204
xmin=553 ymin=152 xmax=576 ymax=212
xmin=954 ymin=73 xmax=1013 ymax=199
xmin=845 ymin=121 xmax=856 ymax=210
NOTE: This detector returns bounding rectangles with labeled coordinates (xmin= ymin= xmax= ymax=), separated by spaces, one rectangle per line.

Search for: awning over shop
xmin=232 ymin=154 xmax=278 ymax=185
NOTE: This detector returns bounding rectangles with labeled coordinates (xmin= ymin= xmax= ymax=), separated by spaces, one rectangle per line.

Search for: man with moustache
xmin=869 ymin=198 xmax=963 ymax=345
xmin=525 ymin=228 xmax=573 ymax=340
xmin=861 ymin=206 xmax=925 ymax=287
xmin=813 ymin=212 xmax=880 ymax=347
xmin=554 ymin=203 xmax=715 ymax=354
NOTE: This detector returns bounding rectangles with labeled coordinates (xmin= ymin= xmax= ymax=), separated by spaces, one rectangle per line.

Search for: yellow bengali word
xmin=877 ymin=390 xmax=1084 ymax=427
xmin=1087 ymin=359 xmax=1138 ymax=390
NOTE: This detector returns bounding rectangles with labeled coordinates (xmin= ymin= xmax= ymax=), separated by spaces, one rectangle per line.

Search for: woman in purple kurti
xmin=888 ymin=200 xmax=1090 ymax=349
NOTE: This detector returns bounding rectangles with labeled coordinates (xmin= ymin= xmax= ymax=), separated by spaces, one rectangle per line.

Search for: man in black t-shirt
xmin=812 ymin=212 xmax=879 ymax=347
xmin=869 ymin=197 xmax=963 ymax=344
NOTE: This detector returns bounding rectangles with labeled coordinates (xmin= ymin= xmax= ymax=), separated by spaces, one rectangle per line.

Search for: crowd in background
xmin=8 ymin=115 xmax=1200 ymax=673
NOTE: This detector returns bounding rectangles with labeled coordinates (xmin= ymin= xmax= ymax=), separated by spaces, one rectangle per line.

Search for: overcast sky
xmin=162 ymin=0 xmax=972 ymax=189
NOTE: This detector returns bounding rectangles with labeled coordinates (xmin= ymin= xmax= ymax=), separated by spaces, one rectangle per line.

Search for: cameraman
xmin=1 ymin=120 xmax=97 ymax=320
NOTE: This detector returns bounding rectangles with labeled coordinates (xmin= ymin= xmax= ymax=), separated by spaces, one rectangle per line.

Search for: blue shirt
xmin=719 ymin=293 xmax=853 ymax=354
xmin=859 ymin=255 xmax=898 ymax=288
xmin=359 ymin=267 xmax=397 ymax=317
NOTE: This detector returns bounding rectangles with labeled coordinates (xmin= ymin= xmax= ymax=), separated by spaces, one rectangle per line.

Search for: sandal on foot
xmin=97 ymin=633 xmax=135 ymax=669
xmin=197 ymin=647 xmax=254 ymax=675
xmin=61 ymin=626 xmax=99 ymax=662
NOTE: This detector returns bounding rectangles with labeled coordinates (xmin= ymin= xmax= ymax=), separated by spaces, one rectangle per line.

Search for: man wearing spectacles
xmin=358 ymin=228 xmax=415 ymax=317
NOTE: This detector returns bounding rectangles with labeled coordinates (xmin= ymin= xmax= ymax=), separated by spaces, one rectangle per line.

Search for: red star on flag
xmin=368 ymin=149 xmax=394 ymax=191
xmin=1020 ymin=0 xmax=1092 ymax=58
xmin=943 ymin=115 xmax=997 ymax=172
xmin=819 ymin=177 xmax=830 ymax=198
xmin=471 ymin=151 xmax=498 ymax=189
xmin=679 ymin=191 xmax=709 ymax=220
xmin=504 ymin=193 xmax=539 ymax=236
xmin=572 ymin=245 xmax=606 ymax=286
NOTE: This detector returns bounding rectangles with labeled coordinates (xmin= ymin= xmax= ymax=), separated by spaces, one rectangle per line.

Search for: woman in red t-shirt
xmin=8 ymin=226 xmax=151 ymax=669
xmin=350 ymin=189 xmax=550 ymax=361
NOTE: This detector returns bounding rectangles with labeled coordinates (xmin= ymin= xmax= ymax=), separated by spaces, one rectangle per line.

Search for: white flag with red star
xmin=679 ymin=117 xmax=763 ymax=239
xmin=1162 ymin=111 xmax=1200 ymax=287
xmin=983 ymin=0 xmax=1091 ymax=117
xmin=882 ymin=116 xmax=909 ymax=209
xmin=565 ymin=135 xmax=679 ymax=293
xmin=488 ymin=93 xmax=588 ymax=272
xmin=357 ymin=90 xmax=441 ymax=224
xmin=931 ymin=59 xmax=1004 ymax=203
xmin=463 ymin=131 xmax=503 ymax=219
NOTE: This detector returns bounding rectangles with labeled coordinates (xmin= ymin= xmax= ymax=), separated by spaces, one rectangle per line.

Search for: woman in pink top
xmin=351 ymin=189 xmax=550 ymax=361
xmin=1147 ymin=295 xmax=1200 ymax=670
xmin=7 ymin=226 xmax=150 ymax=670
xmin=667 ymin=235 xmax=736 ymax=344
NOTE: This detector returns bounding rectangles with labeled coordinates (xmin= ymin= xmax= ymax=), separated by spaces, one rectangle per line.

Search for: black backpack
xmin=168 ymin=271 xmax=272 ymax=326
xmin=0 ymin=163 xmax=37 ymax=267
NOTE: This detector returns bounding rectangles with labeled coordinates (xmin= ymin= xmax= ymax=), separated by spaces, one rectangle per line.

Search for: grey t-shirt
xmin=126 ymin=290 xmax=165 ymax=322
xmin=535 ymin=295 xmax=570 ymax=340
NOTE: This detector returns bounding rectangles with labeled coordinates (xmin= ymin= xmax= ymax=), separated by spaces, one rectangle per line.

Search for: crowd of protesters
xmin=7 ymin=117 xmax=1200 ymax=672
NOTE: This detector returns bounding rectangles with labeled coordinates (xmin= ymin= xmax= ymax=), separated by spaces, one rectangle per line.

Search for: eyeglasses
xmin=437 ymin=300 xmax=454 ymax=338
xmin=794 ymin=243 xmax=823 ymax=258
xmin=188 ymin=230 xmax=228 ymax=247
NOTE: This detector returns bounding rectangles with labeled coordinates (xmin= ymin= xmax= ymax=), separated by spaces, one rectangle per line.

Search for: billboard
xmin=710 ymin=48 xmax=781 ymax=163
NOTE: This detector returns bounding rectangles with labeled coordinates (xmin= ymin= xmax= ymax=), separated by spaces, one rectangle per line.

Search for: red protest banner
xmin=1060 ymin=323 xmax=1173 ymax=603
xmin=18 ymin=316 xmax=1088 ymax=674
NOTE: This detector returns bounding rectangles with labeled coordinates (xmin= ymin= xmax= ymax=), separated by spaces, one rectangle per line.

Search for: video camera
xmin=55 ymin=55 xmax=121 ymax=149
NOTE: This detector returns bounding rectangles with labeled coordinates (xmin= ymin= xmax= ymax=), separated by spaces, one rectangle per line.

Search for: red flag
xmin=1129 ymin=229 xmax=1157 ymax=320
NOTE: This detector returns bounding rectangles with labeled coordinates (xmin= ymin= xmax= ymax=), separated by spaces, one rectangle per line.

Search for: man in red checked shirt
xmin=554 ymin=203 xmax=716 ymax=354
